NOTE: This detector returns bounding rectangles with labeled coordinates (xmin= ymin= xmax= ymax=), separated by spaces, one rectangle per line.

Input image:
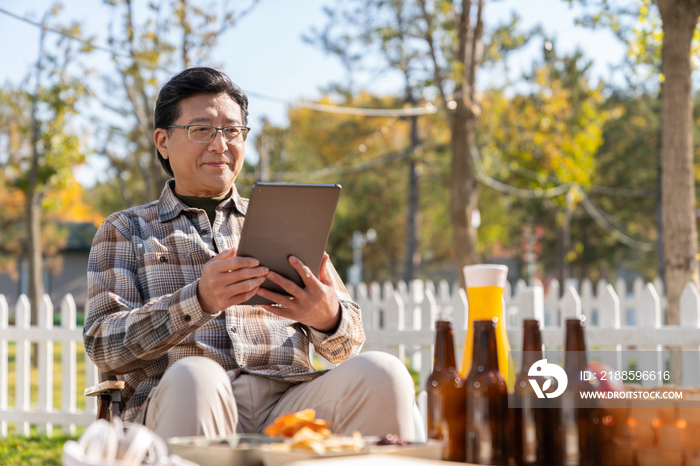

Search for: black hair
xmin=154 ymin=67 xmax=249 ymax=177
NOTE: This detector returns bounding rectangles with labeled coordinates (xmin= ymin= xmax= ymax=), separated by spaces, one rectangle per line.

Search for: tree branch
xmin=418 ymin=0 xmax=453 ymax=125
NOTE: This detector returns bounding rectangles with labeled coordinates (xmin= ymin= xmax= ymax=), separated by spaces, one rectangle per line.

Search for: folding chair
xmin=84 ymin=374 xmax=125 ymax=421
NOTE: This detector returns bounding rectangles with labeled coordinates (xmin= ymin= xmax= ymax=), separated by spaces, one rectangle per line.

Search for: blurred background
xmin=0 ymin=0 xmax=696 ymax=318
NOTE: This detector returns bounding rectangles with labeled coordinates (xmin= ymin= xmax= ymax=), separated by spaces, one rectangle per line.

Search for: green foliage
xmin=0 ymin=433 xmax=76 ymax=466
xmin=566 ymin=0 xmax=700 ymax=83
xmin=587 ymin=91 xmax=660 ymax=279
xmin=241 ymin=94 xmax=427 ymax=283
xmin=89 ymin=0 xmax=255 ymax=211
xmin=477 ymin=46 xmax=627 ymax=280
xmin=0 ymin=6 xmax=94 ymax=277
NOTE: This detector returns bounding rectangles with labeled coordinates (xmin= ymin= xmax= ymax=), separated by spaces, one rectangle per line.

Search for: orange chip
xmin=264 ymin=409 xmax=332 ymax=438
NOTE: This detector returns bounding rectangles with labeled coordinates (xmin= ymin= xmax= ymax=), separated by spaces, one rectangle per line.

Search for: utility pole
xmin=403 ymin=88 xmax=420 ymax=282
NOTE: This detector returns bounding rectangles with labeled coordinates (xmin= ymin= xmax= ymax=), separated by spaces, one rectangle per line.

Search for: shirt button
xmin=184 ymin=315 xmax=192 ymax=322
xmin=230 ymin=327 xmax=237 ymax=333
xmin=160 ymin=256 xmax=168 ymax=263
xmin=202 ymin=229 xmax=209 ymax=235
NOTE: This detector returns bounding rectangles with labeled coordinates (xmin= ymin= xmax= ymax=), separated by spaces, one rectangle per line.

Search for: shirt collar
xmin=158 ymin=179 xmax=248 ymax=222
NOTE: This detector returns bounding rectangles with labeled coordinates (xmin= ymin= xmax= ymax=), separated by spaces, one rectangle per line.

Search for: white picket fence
xmin=1 ymin=276 xmax=700 ymax=438
xmin=348 ymin=277 xmax=700 ymax=391
xmin=0 ymin=293 xmax=98 ymax=438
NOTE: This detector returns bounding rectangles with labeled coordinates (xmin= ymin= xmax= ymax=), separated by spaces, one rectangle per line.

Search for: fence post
xmin=425 ymin=280 xmax=435 ymax=298
xmin=452 ymin=287 xmax=468 ymax=370
xmin=599 ymin=284 xmax=623 ymax=371
xmin=437 ymin=280 xmax=451 ymax=319
xmin=405 ymin=280 xmax=423 ymax=381
xmin=383 ymin=287 xmax=405 ymax=362
xmin=680 ymin=282 xmax=700 ymax=328
xmin=38 ymin=293 xmax=54 ymax=436
xmin=580 ymin=278 xmax=593 ymax=324
xmin=518 ymin=285 xmax=544 ymax=323
xmin=637 ymin=283 xmax=662 ymax=387
xmin=614 ymin=277 xmax=630 ymax=325
xmin=631 ymin=277 xmax=645 ymax=325
xmin=419 ymin=286 xmax=437 ymax=389
xmin=653 ymin=277 xmax=667 ymax=316
xmin=15 ymin=295 xmax=30 ymax=436
xmin=408 ymin=280 xmax=423 ymax=331
xmin=560 ymin=285 xmax=582 ymax=324
xmin=680 ymin=283 xmax=700 ymax=387
xmin=544 ymin=279 xmax=560 ymax=327
xmin=0 ymin=295 xmax=7 ymax=438
xmin=594 ymin=278 xmax=609 ymax=326
xmin=61 ymin=293 xmax=77 ymax=435
xmin=357 ymin=283 xmax=372 ymax=331
xmin=371 ymin=282 xmax=382 ymax=328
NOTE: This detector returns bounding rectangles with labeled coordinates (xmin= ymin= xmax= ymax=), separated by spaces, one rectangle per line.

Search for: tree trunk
xmin=26 ymin=22 xmax=48 ymax=368
xmin=26 ymin=194 xmax=43 ymax=326
xmin=658 ymin=0 xmax=700 ymax=321
xmin=657 ymin=0 xmax=700 ymax=384
xmin=451 ymin=105 xmax=480 ymax=288
xmin=26 ymin=22 xmax=48 ymax=327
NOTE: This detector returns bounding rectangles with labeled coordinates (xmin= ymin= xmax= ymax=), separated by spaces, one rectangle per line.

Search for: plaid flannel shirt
xmin=83 ymin=180 xmax=365 ymax=424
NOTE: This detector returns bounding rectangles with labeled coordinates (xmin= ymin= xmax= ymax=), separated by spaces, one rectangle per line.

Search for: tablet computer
xmin=236 ymin=182 xmax=342 ymax=305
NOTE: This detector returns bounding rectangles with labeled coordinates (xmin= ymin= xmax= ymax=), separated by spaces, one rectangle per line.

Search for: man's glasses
xmin=167 ymin=125 xmax=250 ymax=143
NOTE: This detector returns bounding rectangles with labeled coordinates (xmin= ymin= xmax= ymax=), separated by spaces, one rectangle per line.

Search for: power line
xmin=482 ymin=147 xmax=656 ymax=198
xmin=290 ymin=100 xmax=437 ymax=117
xmin=578 ymin=189 xmax=656 ymax=251
xmin=272 ymin=144 xmax=422 ymax=181
xmin=472 ymin=146 xmax=573 ymax=199
xmin=0 ymin=6 xmax=436 ymax=118
xmin=472 ymin=145 xmax=656 ymax=251
xmin=0 ymin=6 xmax=143 ymax=64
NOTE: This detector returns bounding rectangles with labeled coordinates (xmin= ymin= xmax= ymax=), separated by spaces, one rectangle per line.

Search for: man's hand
xmin=257 ymin=253 xmax=341 ymax=333
xmin=197 ymin=248 xmax=269 ymax=314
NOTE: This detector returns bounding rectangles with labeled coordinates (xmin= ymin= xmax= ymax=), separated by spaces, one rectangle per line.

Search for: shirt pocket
xmin=137 ymin=252 xmax=195 ymax=301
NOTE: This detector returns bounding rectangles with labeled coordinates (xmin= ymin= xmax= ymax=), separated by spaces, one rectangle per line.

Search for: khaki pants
xmin=145 ymin=352 xmax=417 ymax=441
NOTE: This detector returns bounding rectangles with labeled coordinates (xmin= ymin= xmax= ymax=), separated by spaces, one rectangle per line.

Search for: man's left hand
xmin=258 ymin=253 xmax=340 ymax=333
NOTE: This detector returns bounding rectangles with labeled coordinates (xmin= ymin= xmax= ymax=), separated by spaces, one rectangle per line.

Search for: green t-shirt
xmin=175 ymin=192 xmax=229 ymax=252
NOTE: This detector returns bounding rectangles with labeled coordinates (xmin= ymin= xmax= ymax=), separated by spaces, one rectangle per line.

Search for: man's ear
xmin=154 ymin=128 xmax=169 ymax=159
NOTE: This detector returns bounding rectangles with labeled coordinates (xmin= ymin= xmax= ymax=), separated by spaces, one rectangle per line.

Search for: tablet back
xmin=237 ymin=182 xmax=341 ymax=305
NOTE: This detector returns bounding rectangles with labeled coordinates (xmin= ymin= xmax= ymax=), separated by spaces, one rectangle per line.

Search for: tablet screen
xmin=236 ymin=182 xmax=341 ymax=305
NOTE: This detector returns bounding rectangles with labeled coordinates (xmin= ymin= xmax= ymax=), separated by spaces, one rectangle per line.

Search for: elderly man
xmin=83 ymin=67 xmax=416 ymax=441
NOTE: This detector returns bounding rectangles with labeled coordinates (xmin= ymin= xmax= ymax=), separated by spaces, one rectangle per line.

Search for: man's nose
xmin=208 ymin=129 xmax=228 ymax=151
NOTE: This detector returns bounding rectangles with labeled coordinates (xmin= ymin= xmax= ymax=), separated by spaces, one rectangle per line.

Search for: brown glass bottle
xmin=557 ymin=317 xmax=600 ymax=466
xmin=465 ymin=319 xmax=508 ymax=465
xmin=426 ymin=320 xmax=466 ymax=461
xmin=512 ymin=319 xmax=554 ymax=465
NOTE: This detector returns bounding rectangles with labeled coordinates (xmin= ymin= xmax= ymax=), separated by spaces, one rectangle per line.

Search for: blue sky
xmin=0 ymin=0 xmax=626 ymax=186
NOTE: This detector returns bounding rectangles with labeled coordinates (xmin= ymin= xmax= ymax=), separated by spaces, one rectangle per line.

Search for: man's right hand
xmin=197 ymin=248 xmax=268 ymax=314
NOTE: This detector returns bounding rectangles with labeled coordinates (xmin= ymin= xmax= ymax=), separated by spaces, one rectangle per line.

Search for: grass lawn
xmin=0 ymin=428 xmax=81 ymax=465
xmin=2 ymin=344 xmax=422 ymax=463
xmin=2 ymin=341 xmax=89 ymax=464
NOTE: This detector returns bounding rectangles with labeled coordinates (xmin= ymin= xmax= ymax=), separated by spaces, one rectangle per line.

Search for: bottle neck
xmin=564 ymin=320 xmax=588 ymax=372
xmin=521 ymin=320 xmax=544 ymax=370
xmin=433 ymin=321 xmax=457 ymax=370
xmin=471 ymin=321 xmax=499 ymax=370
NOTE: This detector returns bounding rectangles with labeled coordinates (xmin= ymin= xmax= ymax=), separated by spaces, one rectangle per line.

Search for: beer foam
xmin=462 ymin=264 xmax=508 ymax=288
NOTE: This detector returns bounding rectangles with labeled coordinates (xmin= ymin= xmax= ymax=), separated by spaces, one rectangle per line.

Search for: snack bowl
xmin=256 ymin=438 xmax=442 ymax=466
xmin=168 ymin=434 xmax=282 ymax=466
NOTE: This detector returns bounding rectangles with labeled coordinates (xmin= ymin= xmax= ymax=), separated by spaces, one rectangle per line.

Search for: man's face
xmin=154 ymin=92 xmax=245 ymax=197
